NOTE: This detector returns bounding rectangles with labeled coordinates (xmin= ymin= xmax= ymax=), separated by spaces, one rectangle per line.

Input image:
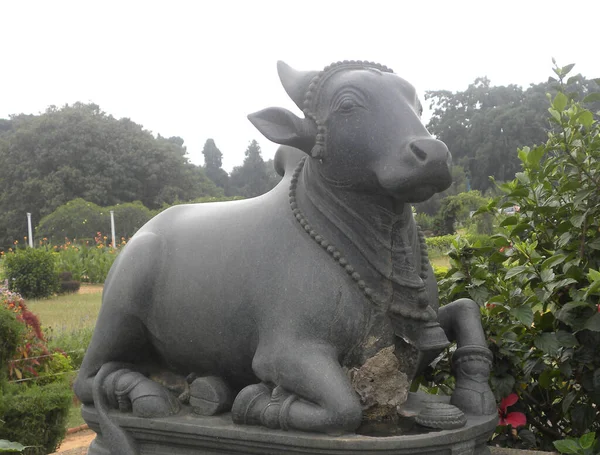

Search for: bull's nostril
xmin=410 ymin=143 xmax=427 ymax=162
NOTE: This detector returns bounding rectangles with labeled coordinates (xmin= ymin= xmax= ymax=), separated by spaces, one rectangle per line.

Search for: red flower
xmin=498 ymin=393 xmax=527 ymax=427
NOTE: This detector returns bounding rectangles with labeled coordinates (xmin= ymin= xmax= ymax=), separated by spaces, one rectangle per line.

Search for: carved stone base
xmin=82 ymin=394 xmax=497 ymax=455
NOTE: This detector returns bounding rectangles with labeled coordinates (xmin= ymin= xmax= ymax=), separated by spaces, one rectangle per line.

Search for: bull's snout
xmin=408 ymin=138 xmax=452 ymax=168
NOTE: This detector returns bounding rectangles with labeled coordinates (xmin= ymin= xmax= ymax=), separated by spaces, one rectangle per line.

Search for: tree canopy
xmin=229 ymin=140 xmax=277 ymax=198
xmin=0 ymin=103 xmax=221 ymax=247
xmin=426 ymin=75 xmax=600 ymax=192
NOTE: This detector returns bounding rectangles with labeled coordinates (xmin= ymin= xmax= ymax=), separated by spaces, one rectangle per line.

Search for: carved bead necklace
xmin=289 ymin=156 xmax=431 ymax=314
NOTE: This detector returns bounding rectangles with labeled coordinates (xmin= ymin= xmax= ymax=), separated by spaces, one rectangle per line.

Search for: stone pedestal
xmin=82 ymin=394 xmax=498 ymax=455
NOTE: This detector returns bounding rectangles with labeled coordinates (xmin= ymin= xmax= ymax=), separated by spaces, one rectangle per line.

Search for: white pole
xmin=110 ymin=210 xmax=116 ymax=248
xmin=26 ymin=213 xmax=33 ymax=248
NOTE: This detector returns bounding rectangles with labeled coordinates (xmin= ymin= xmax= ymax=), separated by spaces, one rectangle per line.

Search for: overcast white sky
xmin=2 ymin=0 xmax=599 ymax=171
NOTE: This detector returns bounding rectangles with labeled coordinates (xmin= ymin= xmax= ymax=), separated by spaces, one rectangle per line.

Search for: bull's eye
xmin=336 ymin=98 xmax=360 ymax=113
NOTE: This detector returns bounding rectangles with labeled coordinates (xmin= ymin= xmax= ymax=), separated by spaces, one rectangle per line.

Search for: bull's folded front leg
xmin=232 ymin=341 xmax=362 ymax=434
xmin=438 ymin=298 xmax=496 ymax=416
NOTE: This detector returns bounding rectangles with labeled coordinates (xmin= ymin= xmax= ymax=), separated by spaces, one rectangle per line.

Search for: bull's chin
xmin=396 ymin=184 xmax=439 ymax=203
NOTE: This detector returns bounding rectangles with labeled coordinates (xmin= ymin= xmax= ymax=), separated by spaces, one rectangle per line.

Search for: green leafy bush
xmin=57 ymin=271 xmax=80 ymax=294
xmin=0 ymin=307 xmax=23 ymax=382
xmin=36 ymin=198 xmax=153 ymax=244
xmin=554 ymin=432 xmax=598 ymax=455
xmin=0 ymin=287 xmax=72 ymax=454
xmin=55 ymin=242 xmax=118 ymax=283
xmin=430 ymin=63 xmax=600 ymax=450
xmin=2 ymin=249 xmax=58 ymax=299
xmin=0 ymin=382 xmax=71 ymax=455
xmin=425 ymin=233 xmax=493 ymax=258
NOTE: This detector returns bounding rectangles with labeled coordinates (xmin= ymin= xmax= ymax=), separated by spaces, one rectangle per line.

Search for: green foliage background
xmin=428 ymin=64 xmax=600 ymax=450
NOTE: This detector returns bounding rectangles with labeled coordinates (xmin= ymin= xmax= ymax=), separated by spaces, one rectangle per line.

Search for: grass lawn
xmin=25 ymin=285 xmax=104 ymax=430
xmin=27 ymin=284 xmax=102 ymax=335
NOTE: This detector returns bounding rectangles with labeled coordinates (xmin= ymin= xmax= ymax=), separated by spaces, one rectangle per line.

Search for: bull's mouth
xmin=380 ymin=171 xmax=452 ymax=202
xmin=401 ymin=184 xmax=439 ymax=202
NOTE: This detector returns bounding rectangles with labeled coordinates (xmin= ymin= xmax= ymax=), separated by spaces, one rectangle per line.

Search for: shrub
xmin=425 ymin=233 xmax=493 ymax=258
xmin=0 ymin=381 xmax=71 ymax=454
xmin=0 ymin=307 xmax=23 ymax=382
xmin=36 ymin=198 xmax=153 ymax=243
xmin=428 ymin=63 xmax=600 ymax=450
xmin=2 ymin=248 xmax=58 ymax=299
xmin=57 ymin=271 xmax=80 ymax=294
xmin=55 ymin=241 xmax=118 ymax=283
xmin=0 ymin=285 xmax=72 ymax=454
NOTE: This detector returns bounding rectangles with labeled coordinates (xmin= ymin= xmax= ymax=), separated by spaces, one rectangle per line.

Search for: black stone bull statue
xmin=75 ymin=60 xmax=495 ymax=454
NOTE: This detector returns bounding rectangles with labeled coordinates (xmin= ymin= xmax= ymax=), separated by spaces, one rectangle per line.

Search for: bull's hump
xmin=274 ymin=146 xmax=306 ymax=177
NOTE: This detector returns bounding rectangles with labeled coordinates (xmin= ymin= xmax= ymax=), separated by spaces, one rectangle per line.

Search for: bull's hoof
xmin=189 ymin=376 xmax=233 ymax=416
xmin=232 ymin=383 xmax=272 ymax=426
xmin=126 ymin=377 xmax=181 ymax=418
xmin=451 ymin=345 xmax=496 ymax=416
xmin=451 ymin=380 xmax=496 ymax=416
xmin=232 ymin=384 xmax=298 ymax=430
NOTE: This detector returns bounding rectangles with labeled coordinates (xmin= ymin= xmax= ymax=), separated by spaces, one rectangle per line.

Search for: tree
xmin=229 ymin=140 xmax=271 ymax=198
xmin=0 ymin=103 xmax=222 ymax=248
xmin=425 ymin=76 xmax=600 ymax=192
xmin=201 ymin=139 xmax=229 ymax=191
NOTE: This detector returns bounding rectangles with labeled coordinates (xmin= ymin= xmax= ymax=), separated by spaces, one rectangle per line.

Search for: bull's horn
xmin=277 ymin=61 xmax=318 ymax=113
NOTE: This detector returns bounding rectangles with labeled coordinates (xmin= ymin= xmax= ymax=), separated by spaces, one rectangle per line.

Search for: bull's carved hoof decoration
xmin=75 ymin=60 xmax=497 ymax=455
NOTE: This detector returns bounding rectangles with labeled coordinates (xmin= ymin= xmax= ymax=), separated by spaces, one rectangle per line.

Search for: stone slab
xmin=82 ymin=404 xmax=497 ymax=455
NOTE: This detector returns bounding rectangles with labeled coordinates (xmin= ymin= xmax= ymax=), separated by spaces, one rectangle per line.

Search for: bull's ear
xmin=248 ymin=107 xmax=315 ymax=154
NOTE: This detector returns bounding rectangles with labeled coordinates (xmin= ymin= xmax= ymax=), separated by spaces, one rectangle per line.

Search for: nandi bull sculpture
xmin=75 ymin=61 xmax=498 ymax=455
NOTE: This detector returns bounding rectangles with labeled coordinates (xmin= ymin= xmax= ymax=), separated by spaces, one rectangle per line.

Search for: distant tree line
xmin=2 ymin=72 xmax=598 ymax=249
xmin=416 ymin=73 xmax=600 ymax=217
xmin=0 ymin=103 xmax=281 ymax=249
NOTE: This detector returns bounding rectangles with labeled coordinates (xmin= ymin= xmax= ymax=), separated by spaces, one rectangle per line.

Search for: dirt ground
xmin=52 ymin=429 xmax=95 ymax=454
xmin=77 ymin=284 xmax=103 ymax=294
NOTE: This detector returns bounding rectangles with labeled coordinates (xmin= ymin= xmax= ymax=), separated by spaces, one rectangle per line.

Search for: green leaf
xmin=556 ymin=330 xmax=579 ymax=347
xmin=510 ymin=223 xmax=530 ymax=236
xmin=572 ymin=404 xmax=596 ymax=435
xmin=541 ymin=254 xmax=566 ymax=270
xmin=562 ymin=390 xmax=577 ymax=414
xmin=553 ymin=92 xmax=569 ymax=111
xmin=540 ymin=268 xmax=555 ymax=283
xmin=548 ymin=108 xmax=561 ymax=122
xmin=584 ymin=313 xmax=600 ymax=332
xmin=518 ymin=428 xmax=537 ymax=448
xmin=588 ymin=238 xmax=600 ymax=251
xmin=558 ymin=232 xmax=573 ymax=248
xmin=500 ymin=215 xmax=519 ymax=227
xmin=518 ymin=148 xmax=528 ymax=163
xmin=588 ymin=269 xmax=600 ymax=281
xmin=539 ymin=369 xmax=553 ymax=389
xmin=0 ymin=440 xmax=30 ymax=452
xmin=527 ymin=145 xmax=546 ymax=166
xmin=583 ymin=93 xmax=600 ymax=103
xmin=578 ymin=432 xmax=596 ymax=450
xmin=505 ymin=265 xmax=530 ymax=280
xmin=553 ymin=439 xmax=582 ymax=454
xmin=577 ymin=110 xmax=594 ymax=128
xmin=561 ymin=63 xmax=576 ymax=77
xmin=511 ymin=305 xmax=534 ymax=326
xmin=571 ymin=213 xmax=586 ymax=228
xmin=490 ymin=374 xmax=515 ymax=399
xmin=584 ymin=279 xmax=600 ymax=298
xmin=534 ymin=332 xmax=560 ymax=355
